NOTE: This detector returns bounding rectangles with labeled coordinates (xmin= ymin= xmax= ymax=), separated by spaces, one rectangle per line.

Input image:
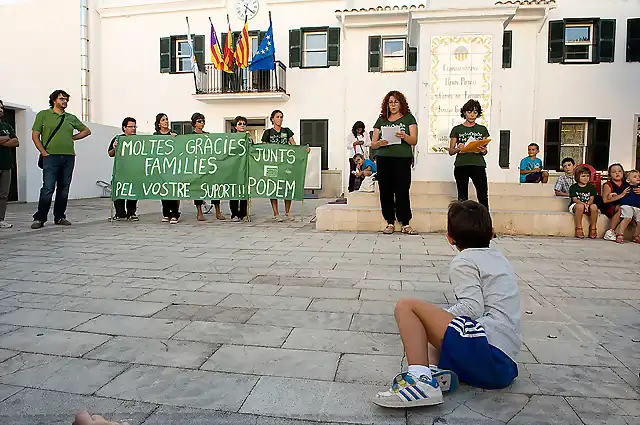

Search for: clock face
xmin=236 ymin=0 xmax=259 ymax=20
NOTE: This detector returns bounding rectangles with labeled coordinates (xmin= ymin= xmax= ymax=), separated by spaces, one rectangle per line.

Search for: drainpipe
xmin=80 ymin=0 xmax=90 ymax=121
xmin=531 ymin=7 xmax=550 ymax=146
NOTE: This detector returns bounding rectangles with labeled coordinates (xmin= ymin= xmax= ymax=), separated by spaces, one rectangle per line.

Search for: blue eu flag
xmin=249 ymin=18 xmax=275 ymax=71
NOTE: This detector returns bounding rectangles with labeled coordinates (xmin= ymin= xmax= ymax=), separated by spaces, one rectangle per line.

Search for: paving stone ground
xmin=0 ymin=198 xmax=638 ymax=425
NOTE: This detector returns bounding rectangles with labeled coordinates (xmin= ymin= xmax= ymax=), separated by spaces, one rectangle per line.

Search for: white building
xmin=2 ymin=0 xmax=640 ymax=203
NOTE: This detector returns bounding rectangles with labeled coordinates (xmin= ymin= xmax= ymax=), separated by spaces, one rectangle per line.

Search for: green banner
xmin=111 ymin=134 xmax=308 ymax=201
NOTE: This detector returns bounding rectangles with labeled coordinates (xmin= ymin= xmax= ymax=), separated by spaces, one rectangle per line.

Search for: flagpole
xmin=269 ymin=11 xmax=278 ymax=92
xmin=186 ymin=16 xmax=198 ymax=91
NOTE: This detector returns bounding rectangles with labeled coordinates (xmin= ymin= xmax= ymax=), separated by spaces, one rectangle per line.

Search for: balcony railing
xmin=197 ymin=61 xmax=287 ymax=95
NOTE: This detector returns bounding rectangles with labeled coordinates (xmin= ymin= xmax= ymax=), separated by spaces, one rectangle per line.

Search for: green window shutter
xmin=587 ymin=119 xmax=611 ymax=171
xmin=327 ymin=27 xmax=341 ymax=67
xmin=368 ymin=36 xmax=382 ymax=72
xmin=627 ymin=18 xmax=640 ymax=62
xmin=597 ymin=20 xmax=615 ymax=62
xmin=548 ymin=20 xmax=565 ymax=63
xmin=502 ymin=31 xmax=512 ymax=68
xmin=543 ymin=119 xmax=561 ymax=171
xmin=289 ymin=29 xmax=302 ymax=68
xmin=499 ymin=130 xmax=510 ymax=169
xmin=301 ymin=120 xmax=328 ymax=170
xmin=406 ymin=44 xmax=417 ymax=71
xmin=259 ymin=31 xmax=266 ymax=43
xmin=170 ymin=122 xmax=182 ymax=135
xmin=160 ymin=37 xmax=171 ymax=73
xmin=169 ymin=36 xmax=177 ymax=73
xmin=194 ymin=35 xmax=205 ymax=71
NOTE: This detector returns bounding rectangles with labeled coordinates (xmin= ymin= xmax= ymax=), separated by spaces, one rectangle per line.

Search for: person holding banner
xmin=229 ymin=116 xmax=252 ymax=222
xmin=370 ymin=91 xmax=419 ymax=235
xmin=448 ymin=99 xmax=490 ymax=210
xmin=153 ymin=113 xmax=181 ymax=224
xmin=190 ymin=112 xmax=226 ymax=222
xmin=261 ymin=109 xmax=297 ymax=221
xmin=108 ymin=117 xmax=139 ymax=221
xmin=347 ymin=121 xmax=371 ymax=192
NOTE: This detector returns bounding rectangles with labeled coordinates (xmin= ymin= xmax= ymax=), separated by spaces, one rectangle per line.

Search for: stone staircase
xmin=315 ymin=181 xmax=632 ymax=238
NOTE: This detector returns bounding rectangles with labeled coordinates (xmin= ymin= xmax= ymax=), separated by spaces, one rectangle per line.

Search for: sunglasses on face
xmin=237 ymin=122 xmax=247 ymax=126
xmin=196 ymin=119 xmax=205 ymax=123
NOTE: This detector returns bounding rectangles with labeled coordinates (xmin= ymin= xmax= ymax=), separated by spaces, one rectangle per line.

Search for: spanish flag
xmin=222 ymin=18 xmax=235 ymax=73
xmin=209 ymin=20 xmax=224 ymax=70
xmin=234 ymin=17 xmax=250 ymax=68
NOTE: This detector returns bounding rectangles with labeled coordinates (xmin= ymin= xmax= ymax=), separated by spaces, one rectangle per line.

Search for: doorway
xmin=225 ymin=118 xmax=265 ymax=144
xmin=636 ymin=115 xmax=640 ymax=169
xmin=3 ymin=107 xmax=18 ymax=202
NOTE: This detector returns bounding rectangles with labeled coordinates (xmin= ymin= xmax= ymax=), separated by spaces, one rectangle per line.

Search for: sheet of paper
xmin=381 ymin=126 xmax=402 ymax=145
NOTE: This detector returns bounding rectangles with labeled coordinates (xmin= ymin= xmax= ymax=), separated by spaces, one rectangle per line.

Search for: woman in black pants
xmin=449 ymin=99 xmax=490 ymax=210
xmin=370 ymin=90 xmax=419 ymax=235
xmin=153 ymin=113 xmax=181 ymax=224
xmin=229 ymin=115 xmax=251 ymax=221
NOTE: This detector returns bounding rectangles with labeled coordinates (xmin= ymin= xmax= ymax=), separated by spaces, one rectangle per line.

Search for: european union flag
xmin=249 ymin=18 xmax=275 ymax=71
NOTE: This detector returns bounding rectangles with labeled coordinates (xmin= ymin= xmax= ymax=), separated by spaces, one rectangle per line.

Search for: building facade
xmin=2 ymin=0 xmax=640 ymax=202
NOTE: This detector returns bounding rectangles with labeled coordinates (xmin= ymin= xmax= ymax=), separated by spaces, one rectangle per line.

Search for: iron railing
xmin=197 ymin=61 xmax=287 ymax=94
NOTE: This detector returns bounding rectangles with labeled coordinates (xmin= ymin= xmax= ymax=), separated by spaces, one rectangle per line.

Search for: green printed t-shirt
xmin=569 ymin=183 xmax=596 ymax=203
xmin=261 ymin=127 xmax=294 ymax=145
xmin=373 ymin=113 xmax=416 ymax=158
xmin=0 ymin=121 xmax=17 ymax=170
xmin=31 ymin=109 xmax=87 ymax=155
xmin=450 ymin=123 xmax=489 ymax=167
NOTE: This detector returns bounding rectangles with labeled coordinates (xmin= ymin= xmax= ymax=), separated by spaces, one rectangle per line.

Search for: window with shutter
xmin=300 ymin=119 xmax=329 ymax=170
xmin=502 ymin=31 xmax=512 ymax=68
xmin=597 ymin=20 xmax=615 ymax=62
xmin=194 ymin=35 xmax=205 ymax=72
xmin=587 ymin=119 xmax=611 ymax=170
xmin=544 ymin=119 xmax=561 ymax=171
xmin=368 ymin=36 xmax=382 ymax=72
xmin=548 ymin=20 xmax=565 ymax=63
xmin=289 ymin=29 xmax=302 ymax=68
xmin=627 ymin=18 xmax=640 ymax=62
xmin=327 ymin=27 xmax=340 ymax=67
xmin=160 ymin=37 xmax=171 ymax=73
xmin=406 ymin=45 xmax=417 ymax=71
xmin=499 ymin=130 xmax=510 ymax=169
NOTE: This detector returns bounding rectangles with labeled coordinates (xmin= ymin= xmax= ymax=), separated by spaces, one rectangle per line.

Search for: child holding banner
xmin=261 ymin=110 xmax=296 ymax=222
xmin=229 ymin=116 xmax=252 ymax=222
xmin=154 ymin=113 xmax=181 ymax=224
xmin=108 ymin=117 xmax=139 ymax=221
xmin=190 ymin=112 xmax=226 ymax=222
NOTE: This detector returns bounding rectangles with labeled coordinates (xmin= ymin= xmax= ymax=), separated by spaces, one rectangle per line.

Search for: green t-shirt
xmin=373 ymin=113 xmax=416 ymax=158
xmin=31 ymin=109 xmax=87 ymax=155
xmin=569 ymin=183 xmax=596 ymax=203
xmin=261 ymin=127 xmax=294 ymax=144
xmin=450 ymin=123 xmax=489 ymax=167
xmin=0 ymin=121 xmax=17 ymax=170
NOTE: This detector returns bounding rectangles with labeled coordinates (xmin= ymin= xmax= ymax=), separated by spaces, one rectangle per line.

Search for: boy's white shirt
xmin=446 ymin=247 xmax=523 ymax=362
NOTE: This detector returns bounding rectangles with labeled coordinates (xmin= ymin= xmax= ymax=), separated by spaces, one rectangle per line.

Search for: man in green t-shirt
xmin=0 ymin=100 xmax=20 ymax=229
xmin=31 ymin=90 xmax=91 ymax=229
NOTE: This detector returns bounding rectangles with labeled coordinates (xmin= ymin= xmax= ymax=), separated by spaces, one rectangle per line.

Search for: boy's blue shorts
xmin=438 ymin=316 xmax=518 ymax=389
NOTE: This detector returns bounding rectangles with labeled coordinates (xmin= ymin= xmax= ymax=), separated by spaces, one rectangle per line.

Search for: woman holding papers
xmin=370 ymin=90 xmax=419 ymax=235
xmin=346 ymin=121 xmax=371 ymax=192
xmin=448 ymin=99 xmax=490 ymax=210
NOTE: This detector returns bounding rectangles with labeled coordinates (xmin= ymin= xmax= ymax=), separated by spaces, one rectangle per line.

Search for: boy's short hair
xmin=574 ymin=165 xmax=591 ymax=181
xmin=528 ymin=143 xmax=539 ymax=150
xmin=561 ymin=157 xmax=575 ymax=166
xmin=626 ymin=169 xmax=640 ymax=179
xmin=353 ymin=153 xmax=364 ymax=160
xmin=447 ymin=200 xmax=492 ymax=250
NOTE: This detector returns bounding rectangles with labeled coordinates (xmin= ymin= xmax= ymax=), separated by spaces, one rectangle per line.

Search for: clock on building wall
xmin=235 ymin=0 xmax=259 ymax=20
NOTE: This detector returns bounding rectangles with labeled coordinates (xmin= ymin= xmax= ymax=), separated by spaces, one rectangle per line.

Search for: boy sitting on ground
xmin=373 ymin=200 xmax=522 ymax=408
xmin=519 ymin=143 xmax=549 ymax=183
xmin=615 ymin=169 xmax=640 ymax=244
xmin=554 ymin=157 xmax=575 ymax=196
xmin=353 ymin=153 xmax=376 ymax=177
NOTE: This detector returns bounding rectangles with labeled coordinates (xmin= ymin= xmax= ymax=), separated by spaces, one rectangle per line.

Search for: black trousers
xmin=348 ymin=158 xmax=357 ymax=193
xmin=454 ymin=165 xmax=489 ymax=210
xmin=114 ymin=199 xmax=137 ymax=218
xmin=161 ymin=200 xmax=180 ymax=219
xmin=376 ymin=156 xmax=413 ymax=226
xmin=229 ymin=200 xmax=248 ymax=219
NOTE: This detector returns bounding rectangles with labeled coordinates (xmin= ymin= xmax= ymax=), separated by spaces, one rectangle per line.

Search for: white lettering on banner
xmin=144 ymin=156 xmax=218 ymax=176
xmin=250 ymin=146 xmax=296 ymax=165
xmin=248 ymin=177 xmax=296 ymax=199
xmin=200 ymin=183 xmax=246 ymax=199
xmin=142 ymin=182 xmax=190 ymax=197
xmin=185 ymin=136 xmax=247 ymax=157
xmin=114 ymin=182 xmax=136 ymax=197
xmin=428 ymin=35 xmax=492 ymax=153
xmin=119 ymin=139 xmax=175 ymax=156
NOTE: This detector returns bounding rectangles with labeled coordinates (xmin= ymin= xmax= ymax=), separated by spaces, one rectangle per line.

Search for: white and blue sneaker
xmin=430 ymin=365 xmax=459 ymax=394
xmin=373 ymin=372 xmax=443 ymax=408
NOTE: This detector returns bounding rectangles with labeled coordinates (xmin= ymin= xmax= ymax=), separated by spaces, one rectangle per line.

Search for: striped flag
xmin=234 ymin=17 xmax=250 ymax=68
xmin=222 ymin=18 xmax=235 ymax=73
xmin=209 ymin=21 xmax=224 ymax=70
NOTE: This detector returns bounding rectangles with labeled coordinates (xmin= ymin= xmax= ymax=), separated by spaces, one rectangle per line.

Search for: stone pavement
xmin=0 ymin=198 xmax=638 ymax=425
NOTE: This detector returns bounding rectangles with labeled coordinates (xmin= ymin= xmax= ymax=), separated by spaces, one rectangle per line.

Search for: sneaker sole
xmin=373 ymin=394 xmax=443 ymax=408
xmin=431 ymin=369 xmax=459 ymax=394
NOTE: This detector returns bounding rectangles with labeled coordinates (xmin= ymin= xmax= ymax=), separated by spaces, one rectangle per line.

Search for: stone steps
xmin=348 ymin=191 xmax=569 ymax=212
xmin=408 ymin=181 xmax=558 ymax=197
